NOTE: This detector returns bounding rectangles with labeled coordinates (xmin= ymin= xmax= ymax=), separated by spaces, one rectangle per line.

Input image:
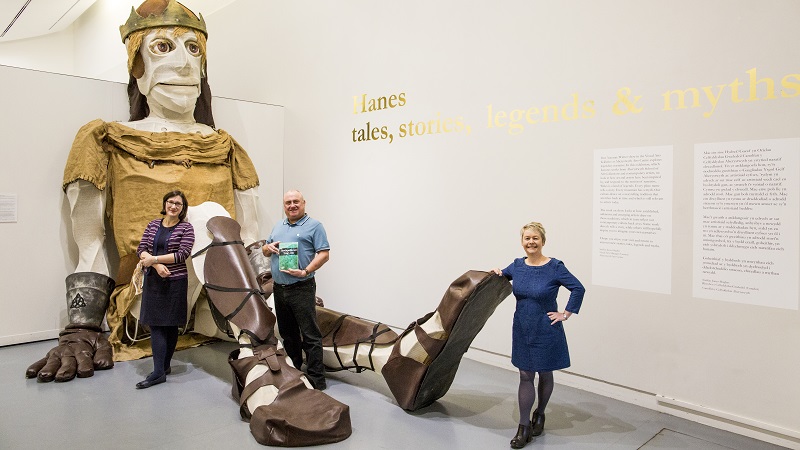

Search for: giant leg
xmin=195 ymin=213 xmax=350 ymax=446
xmin=26 ymin=181 xmax=116 ymax=381
xmin=65 ymin=180 xmax=109 ymax=275
xmin=234 ymin=187 xmax=260 ymax=247
xmin=318 ymin=271 xmax=512 ymax=410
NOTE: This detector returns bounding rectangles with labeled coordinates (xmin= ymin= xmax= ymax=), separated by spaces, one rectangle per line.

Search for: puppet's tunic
xmin=62 ymin=119 xmax=260 ymax=360
xmin=63 ymin=119 xmax=259 ymax=262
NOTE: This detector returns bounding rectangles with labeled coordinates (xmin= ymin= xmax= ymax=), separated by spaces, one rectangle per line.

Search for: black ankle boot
xmin=531 ymin=411 xmax=545 ymax=436
xmin=510 ymin=423 xmax=532 ymax=448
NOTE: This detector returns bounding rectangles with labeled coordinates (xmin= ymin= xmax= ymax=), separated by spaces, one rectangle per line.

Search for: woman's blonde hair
xmin=520 ymin=221 xmax=546 ymax=243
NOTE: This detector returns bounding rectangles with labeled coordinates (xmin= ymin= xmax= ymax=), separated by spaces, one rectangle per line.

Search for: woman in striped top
xmin=135 ymin=190 xmax=195 ymax=389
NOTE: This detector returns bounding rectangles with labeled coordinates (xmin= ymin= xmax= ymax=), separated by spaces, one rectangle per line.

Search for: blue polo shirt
xmin=266 ymin=214 xmax=330 ymax=286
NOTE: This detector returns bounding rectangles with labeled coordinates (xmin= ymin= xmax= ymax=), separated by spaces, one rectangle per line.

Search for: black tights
xmin=517 ymin=370 xmax=554 ymax=425
xmin=148 ymin=326 xmax=179 ymax=381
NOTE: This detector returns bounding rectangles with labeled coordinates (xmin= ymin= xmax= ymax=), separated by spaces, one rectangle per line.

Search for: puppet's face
xmin=136 ymin=27 xmax=202 ymax=115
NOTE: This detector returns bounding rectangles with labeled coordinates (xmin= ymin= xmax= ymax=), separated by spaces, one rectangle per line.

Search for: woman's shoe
xmin=510 ymin=423 xmax=532 ymax=448
xmin=145 ymin=367 xmax=171 ymax=379
xmin=136 ymin=373 xmax=166 ymax=389
xmin=531 ymin=411 xmax=545 ymax=436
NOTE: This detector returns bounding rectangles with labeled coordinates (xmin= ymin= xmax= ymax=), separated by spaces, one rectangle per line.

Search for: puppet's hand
xmin=26 ymin=328 xmax=114 ymax=382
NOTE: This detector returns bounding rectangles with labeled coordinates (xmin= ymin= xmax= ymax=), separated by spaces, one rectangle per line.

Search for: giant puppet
xmin=25 ymin=0 xmax=511 ymax=446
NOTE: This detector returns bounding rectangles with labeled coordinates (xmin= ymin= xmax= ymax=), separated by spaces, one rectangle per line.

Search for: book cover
xmin=278 ymin=242 xmax=299 ymax=271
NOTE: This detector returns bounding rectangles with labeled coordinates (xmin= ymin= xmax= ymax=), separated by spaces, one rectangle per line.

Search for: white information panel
xmin=593 ymin=146 xmax=673 ymax=294
xmin=0 ymin=194 xmax=17 ymax=223
xmin=693 ymin=138 xmax=800 ymax=310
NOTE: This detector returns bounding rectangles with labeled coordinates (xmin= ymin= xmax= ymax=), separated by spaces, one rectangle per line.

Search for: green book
xmin=278 ymin=242 xmax=299 ymax=271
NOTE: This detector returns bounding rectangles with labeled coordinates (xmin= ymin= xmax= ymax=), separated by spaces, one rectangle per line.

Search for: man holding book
xmin=262 ymin=190 xmax=330 ymax=390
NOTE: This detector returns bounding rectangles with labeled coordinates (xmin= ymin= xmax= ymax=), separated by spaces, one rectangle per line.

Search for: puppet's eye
xmin=186 ymin=41 xmax=200 ymax=56
xmin=149 ymin=39 xmax=174 ymax=55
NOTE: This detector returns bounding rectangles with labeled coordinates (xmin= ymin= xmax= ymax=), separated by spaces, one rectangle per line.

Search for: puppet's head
xmin=120 ymin=0 xmax=214 ymax=125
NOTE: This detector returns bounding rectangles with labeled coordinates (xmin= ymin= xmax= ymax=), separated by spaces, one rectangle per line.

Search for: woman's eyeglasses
xmin=166 ymin=200 xmax=184 ymax=208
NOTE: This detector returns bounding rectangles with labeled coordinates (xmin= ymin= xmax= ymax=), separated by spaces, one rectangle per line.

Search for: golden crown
xmin=119 ymin=0 xmax=207 ymax=43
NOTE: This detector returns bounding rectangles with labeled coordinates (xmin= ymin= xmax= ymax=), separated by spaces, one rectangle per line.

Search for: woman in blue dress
xmin=492 ymin=221 xmax=585 ymax=448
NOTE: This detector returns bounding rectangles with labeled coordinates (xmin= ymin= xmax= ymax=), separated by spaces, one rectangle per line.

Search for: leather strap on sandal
xmin=317 ymin=307 xmax=399 ymax=373
xmin=322 ymin=314 xmax=395 ymax=373
xmin=204 ymin=283 xmax=266 ymax=321
xmin=203 ymin=216 xmax=275 ymax=343
xmin=229 ymin=345 xmax=305 ymax=417
xmin=191 ymin=239 xmax=244 ymax=259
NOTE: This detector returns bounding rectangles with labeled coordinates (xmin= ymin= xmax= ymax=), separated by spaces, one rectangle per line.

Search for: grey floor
xmin=1 ymin=339 xmax=788 ymax=450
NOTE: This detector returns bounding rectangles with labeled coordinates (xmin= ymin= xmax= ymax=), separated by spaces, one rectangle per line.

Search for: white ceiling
xmin=0 ymin=0 xmax=98 ymax=42
xmin=0 ymin=0 xmax=235 ymax=43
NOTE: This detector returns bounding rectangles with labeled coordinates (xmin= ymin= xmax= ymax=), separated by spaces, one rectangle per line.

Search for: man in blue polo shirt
xmin=262 ymin=190 xmax=330 ymax=390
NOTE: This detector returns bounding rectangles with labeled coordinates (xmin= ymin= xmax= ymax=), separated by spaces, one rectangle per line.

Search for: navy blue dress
xmin=502 ymin=257 xmax=585 ymax=372
xmin=140 ymin=223 xmax=188 ymax=327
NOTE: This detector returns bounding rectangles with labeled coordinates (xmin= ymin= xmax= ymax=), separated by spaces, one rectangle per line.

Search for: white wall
xmin=0 ymin=0 xmax=798 ymax=445
xmin=205 ymin=0 xmax=800 ymax=441
xmin=71 ymin=0 xmax=131 ymax=83
xmin=0 ymin=65 xmax=128 ymax=344
xmin=0 ymin=29 xmax=75 ymax=74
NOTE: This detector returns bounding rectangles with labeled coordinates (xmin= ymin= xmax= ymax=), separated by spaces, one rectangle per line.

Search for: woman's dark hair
xmin=161 ymin=190 xmax=189 ymax=221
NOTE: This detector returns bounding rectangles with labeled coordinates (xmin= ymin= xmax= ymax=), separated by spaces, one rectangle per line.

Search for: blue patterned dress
xmin=501 ymin=257 xmax=585 ymax=372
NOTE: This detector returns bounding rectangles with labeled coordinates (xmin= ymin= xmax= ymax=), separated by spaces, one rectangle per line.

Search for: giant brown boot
xmin=26 ymin=272 xmax=116 ymax=382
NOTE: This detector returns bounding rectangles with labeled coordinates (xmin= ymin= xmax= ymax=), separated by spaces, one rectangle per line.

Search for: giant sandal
xmin=381 ymin=270 xmax=512 ymax=410
xmin=201 ymin=216 xmax=351 ymax=446
xmin=317 ymin=307 xmax=400 ymax=373
xmin=229 ymin=347 xmax=351 ymax=446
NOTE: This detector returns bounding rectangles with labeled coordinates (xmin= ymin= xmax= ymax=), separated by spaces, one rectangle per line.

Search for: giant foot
xmin=317 ymin=307 xmax=400 ymax=372
xmin=26 ymin=272 xmax=116 ymax=382
xmin=229 ymin=345 xmax=351 ymax=446
xmin=200 ymin=215 xmax=351 ymax=446
xmin=318 ymin=270 xmax=512 ymax=410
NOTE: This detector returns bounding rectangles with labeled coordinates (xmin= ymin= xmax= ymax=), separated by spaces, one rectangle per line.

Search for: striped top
xmin=136 ymin=219 xmax=195 ymax=279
